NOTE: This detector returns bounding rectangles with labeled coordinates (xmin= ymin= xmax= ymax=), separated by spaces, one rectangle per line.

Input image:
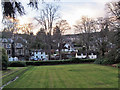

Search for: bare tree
xmin=16 ymin=23 xmax=34 ymax=35
xmin=95 ymin=17 xmax=110 ymax=57
xmin=56 ymin=20 xmax=71 ymax=35
xmin=53 ymin=20 xmax=71 ymax=60
xmin=106 ymin=1 xmax=120 ymax=20
xmin=106 ymin=1 xmax=120 ymax=62
xmin=74 ymin=16 xmax=97 ymax=56
xmin=35 ymin=3 xmax=59 ymax=60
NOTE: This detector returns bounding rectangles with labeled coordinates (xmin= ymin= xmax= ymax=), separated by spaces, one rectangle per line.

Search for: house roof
xmin=30 ymin=49 xmax=45 ymax=52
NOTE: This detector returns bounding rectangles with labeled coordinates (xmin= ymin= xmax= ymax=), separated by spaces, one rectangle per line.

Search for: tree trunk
xmin=59 ymin=43 xmax=62 ymax=60
xmin=11 ymin=42 xmax=15 ymax=60
xmin=48 ymin=33 xmax=52 ymax=60
xmin=59 ymin=36 xmax=62 ymax=60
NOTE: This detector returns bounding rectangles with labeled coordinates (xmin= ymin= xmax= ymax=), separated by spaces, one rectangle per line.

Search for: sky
xmin=0 ymin=0 xmax=119 ymax=34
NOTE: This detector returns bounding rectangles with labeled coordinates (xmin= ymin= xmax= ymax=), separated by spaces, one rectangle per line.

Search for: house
xmin=30 ymin=49 xmax=48 ymax=61
xmin=57 ymin=43 xmax=76 ymax=52
xmin=55 ymin=43 xmax=77 ymax=60
xmin=1 ymin=38 xmax=28 ymax=60
xmin=1 ymin=38 xmax=13 ymax=57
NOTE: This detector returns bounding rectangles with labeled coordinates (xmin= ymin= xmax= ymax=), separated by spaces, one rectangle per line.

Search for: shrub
xmin=106 ymin=48 xmax=120 ymax=64
xmin=94 ymin=58 xmax=114 ymax=65
xmin=9 ymin=61 xmax=26 ymax=67
xmin=1 ymin=48 xmax=8 ymax=70
xmin=117 ymin=64 xmax=120 ymax=68
xmin=94 ymin=58 xmax=103 ymax=64
xmin=115 ymin=48 xmax=120 ymax=63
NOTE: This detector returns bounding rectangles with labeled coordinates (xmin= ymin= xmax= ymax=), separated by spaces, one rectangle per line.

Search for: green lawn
xmin=4 ymin=64 xmax=118 ymax=88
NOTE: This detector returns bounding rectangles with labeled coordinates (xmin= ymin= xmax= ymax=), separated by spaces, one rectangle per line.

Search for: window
xmin=7 ymin=44 xmax=11 ymax=48
xmin=4 ymin=44 xmax=6 ymax=48
xmin=18 ymin=49 xmax=22 ymax=55
xmin=7 ymin=50 xmax=11 ymax=54
xmin=36 ymin=56 xmax=38 ymax=58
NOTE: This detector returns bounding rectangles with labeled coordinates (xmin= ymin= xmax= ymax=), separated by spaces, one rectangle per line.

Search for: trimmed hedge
xmin=9 ymin=61 xmax=26 ymax=67
xmin=26 ymin=58 xmax=95 ymax=66
xmin=9 ymin=58 xmax=95 ymax=66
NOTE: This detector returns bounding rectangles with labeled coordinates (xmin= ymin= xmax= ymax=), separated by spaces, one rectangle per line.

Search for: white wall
xmin=32 ymin=51 xmax=47 ymax=60
xmin=76 ymin=53 xmax=97 ymax=59
xmin=88 ymin=53 xmax=97 ymax=59
xmin=9 ymin=57 xmax=18 ymax=61
xmin=76 ymin=53 xmax=87 ymax=59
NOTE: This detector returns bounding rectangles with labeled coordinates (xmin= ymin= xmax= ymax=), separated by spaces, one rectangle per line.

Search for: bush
xmin=94 ymin=58 xmax=114 ymax=65
xmin=94 ymin=58 xmax=103 ymax=64
xmin=106 ymin=48 xmax=120 ymax=64
xmin=115 ymin=48 xmax=120 ymax=63
xmin=9 ymin=61 xmax=26 ymax=67
xmin=1 ymin=48 xmax=8 ymax=70
xmin=117 ymin=64 xmax=120 ymax=68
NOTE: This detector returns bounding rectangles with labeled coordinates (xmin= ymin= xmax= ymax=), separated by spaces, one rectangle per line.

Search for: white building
xmin=76 ymin=53 xmax=97 ymax=59
xmin=76 ymin=53 xmax=87 ymax=59
xmin=30 ymin=50 xmax=48 ymax=61
xmin=88 ymin=53 xmax=97 ymax=59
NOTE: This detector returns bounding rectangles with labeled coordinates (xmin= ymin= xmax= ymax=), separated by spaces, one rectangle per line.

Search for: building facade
xmin=1 ymin=38 xmax=29 ymax=60
xmin=30 ymin=49 xmax=48 ymax=61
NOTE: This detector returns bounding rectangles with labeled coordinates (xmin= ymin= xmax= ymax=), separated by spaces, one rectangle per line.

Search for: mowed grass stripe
xmin=52 ymin=68 xmax=62 ymax=88
xmin=26 ymin=66 xmax=46 ymax=88
xmin=58 ymin=67 xmax=80 ymax=88
xmin=63 ymin=64 xmax=93 ymax=88
xmin=5 ymin=64 xmax=118 ymax=88
xmin=48 ymin=68 xmax=54 ymax=88
xmin=65 ymin=68 xmax=87 ymax=88
xmin=10 ymin=66 xmax=34 ymax=88
xmin=55 ymin=68 xmax=67 ymax=88
xmin=68 ymin=64 xmax=118 ymax=88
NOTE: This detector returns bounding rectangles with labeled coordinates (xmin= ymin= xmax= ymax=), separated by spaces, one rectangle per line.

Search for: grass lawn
xmin=4 ymin=64 xmax=118 ymax=88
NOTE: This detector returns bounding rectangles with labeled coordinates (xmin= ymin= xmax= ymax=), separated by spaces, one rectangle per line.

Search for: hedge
xmin=26 ymin=58 xmax=95 ymax=66
xmin=8 ymin=61 xmax=26 ymax=67
xmin=8 ymin=58 xmax=96 ymax=66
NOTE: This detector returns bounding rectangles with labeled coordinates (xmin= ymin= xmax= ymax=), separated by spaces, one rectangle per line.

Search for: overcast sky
xmin=0 ymin=0 xmax=119 ymax=34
